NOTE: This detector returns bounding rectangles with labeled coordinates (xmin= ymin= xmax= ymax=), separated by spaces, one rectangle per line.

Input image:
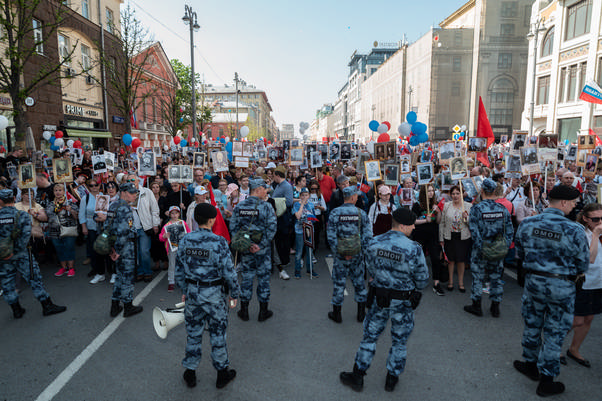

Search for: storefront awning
xmin=67 ymin=129 xmax=112 ymax=138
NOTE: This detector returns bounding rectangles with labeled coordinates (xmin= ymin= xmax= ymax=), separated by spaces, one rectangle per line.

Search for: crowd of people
xmin=0 ymin=138 xmax=600 ymax=396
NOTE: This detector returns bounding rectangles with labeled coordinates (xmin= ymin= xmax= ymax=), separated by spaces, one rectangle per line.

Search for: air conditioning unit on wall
xmin=65 ymin=68 xmax=76 ymax=77
xmin=85 ymin=75 xmax=94 ymax=85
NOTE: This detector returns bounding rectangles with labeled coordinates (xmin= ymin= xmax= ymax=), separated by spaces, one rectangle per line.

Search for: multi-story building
xmin=203 ymin=84 xmax=275 ymax=139
xmin=315 ymin=104 xmax=334 ymax=142
xmin=333 ymin=83 xmax=348 ymax=140
xmin=280 ymin=124 xmax=295 ymax=141
xmin=3 ymin=0 xmax=126 ymax=151
xmin=204 ymin=100 xmax=250 ymax=139
xmin=522 ymin=0 xmax=602 ymax=142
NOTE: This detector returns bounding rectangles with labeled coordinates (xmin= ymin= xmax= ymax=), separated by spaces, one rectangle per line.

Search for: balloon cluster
xmin=368 ymin=120 xmax=392 ymax=143
xmin=398 ymin=112 xmax=428 ymax=146
xmin=122 ymin=133 xmax=141 ymax=149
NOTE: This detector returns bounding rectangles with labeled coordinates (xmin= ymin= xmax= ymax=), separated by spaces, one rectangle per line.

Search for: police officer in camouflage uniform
xmin=176 ymin=203 xmax=240 ymax=389
xmin=340 ymin=208 xmax=429 ymax=392
xmin=464 ymin=178 xmax=513 ymax=317
xmin=513 ymin=185 xmax=589 ymax=397
xmin=108 ymin=183 xmax=143 ymax=318
xmin=0 ymin=189 xmax=66 ymax=319
xmin=230 ymin=178 xmax=277 ymax=322
xmin=326 ymin=186 xmax=372 ymax=323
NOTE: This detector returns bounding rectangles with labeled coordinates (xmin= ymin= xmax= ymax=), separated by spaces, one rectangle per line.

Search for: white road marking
xmin=325 ymin=256 xmax=348 ymax=296
xmin=35 ymin=271 xmax=166 ymax=401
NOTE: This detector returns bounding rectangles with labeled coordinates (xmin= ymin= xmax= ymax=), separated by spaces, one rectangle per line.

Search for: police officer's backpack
xmin=481 ymin=223 xmax=508 ymax=261
xmin=231 ymin=201 xmax=261 ymax=252
xmin=0 ymin=211 xmax=21 ymax=259
xmin=93 ymin=214 xmax=116 ymax=255
xmin=337 ymin=209 xmax=362 ymax=257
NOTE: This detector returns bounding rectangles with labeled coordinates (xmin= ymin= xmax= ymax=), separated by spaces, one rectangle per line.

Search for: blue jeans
xmin=136 ymin=229 xmax=152 ymax=275
xmin=294 ymin=232 xmax=310 ymax=273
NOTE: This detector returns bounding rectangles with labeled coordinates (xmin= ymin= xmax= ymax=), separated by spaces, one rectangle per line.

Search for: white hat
xmin=168 ymin=206 xmax=181 ymax=213
xmin=266 ymin=162 xmax=277 ymax=169
xmin=194 ymin=185 xmax=208 ymax=196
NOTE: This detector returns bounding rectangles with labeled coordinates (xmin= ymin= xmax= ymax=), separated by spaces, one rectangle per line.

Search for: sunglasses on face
xmin=128 ymin=179 xmax=136 ymax=182
xmin=587 ymin=216 xmax=602 ymax=222
xmin=89 ymin=183 xmax=99 ymax=187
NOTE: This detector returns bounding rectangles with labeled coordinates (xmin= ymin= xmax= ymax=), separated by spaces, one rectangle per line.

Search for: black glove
xmin=409 ymin=290 xmax=422 ymax=310
xmin=516 ymin=259 xmax=525 ymax=288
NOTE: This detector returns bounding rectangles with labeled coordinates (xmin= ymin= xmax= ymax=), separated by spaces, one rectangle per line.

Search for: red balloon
xmin=267 ymin=140 xmax=271 ymax=145
xmin=120 ymin=148 xmax=125 ymax=155
xmin=73 ymin=140 xmax=82 ymax=149
xmin=55 ymin=131 xmax=63 ymax=139
xmin=131 ymin=138 xmax=141 ymax=149
xmin=173 ymin=136 xmax=181 ymax=145
xmin=377 ymin=133 xmax=390 ymax=143
xmin=382 ymin=121 xmax=391 ymax=131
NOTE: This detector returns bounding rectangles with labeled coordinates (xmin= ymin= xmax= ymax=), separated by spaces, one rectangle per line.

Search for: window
xmin=501 ymin=24 xmax=515 ymax=36
xmin=452 ymin=84 xmax=460 ymax=96
xmin=598 ymin=57 xmax=602 ymax=86
xmin=537 ymin=75 xmax=550 ymax=104
xmin=106 ymin=8 xmax=114 ymax=34
xmin=524 ymin=5 xmax=531 ymax=26
xmin=452 ymin=56 xmax=461 ymax=72
xmin=568 ymin=64 xmax=578 ymax=101
xmin=558 ymin=117 xmax=581 ymax=144
xmin=578 ymin=62 xmax=587 ymax=99
xmin=490 ymin=108 xmax=513 ymax=125
xmin=565 ymin=0 xmax=592 ymax=40
xmin=498 ymin=53 xmax=512 ymax=69
xmin=501 ymin=2 xmax=518 ymax=17
xmin=81 ymin=44 xmax=91 ymax=70
xmin=490 ymin=78 xmax=515 ymax=123
xmin=81 ymin=0 xmax=89 ymax=19
xmin=33 ymin=19 xmax=43 ymax=54
xmin=541 ymin=27 xmax=554 ymax=57
xmin=558 ymin=67 xmax=567 ymax=102
xmin=454 ymin=31 xmax=462 ymax=46
xmin=58 ymin=34 xmax=70 ymax=66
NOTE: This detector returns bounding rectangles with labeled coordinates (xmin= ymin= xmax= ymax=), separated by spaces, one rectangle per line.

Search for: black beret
xmin=392 ymin=208 xmax=417 ymax=226
xmin=194 ymin=203 xmax=217 ymax=220
xmin=548 ymin=184 xmax=581 ymax=201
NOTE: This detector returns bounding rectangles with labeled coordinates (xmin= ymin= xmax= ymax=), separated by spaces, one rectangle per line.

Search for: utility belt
xmin=525 ymin=269 xmax=584 ymax=289
xmin=185 ymin=277 xmax=229 ymax=295
xmin=367 ymin=285 xmax=421 ymax=310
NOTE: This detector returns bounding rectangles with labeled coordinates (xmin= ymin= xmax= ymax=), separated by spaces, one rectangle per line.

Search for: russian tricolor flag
xmin=307 ymin=212 xmax=319 ymax=223
xmin=580 ymin=81 xmax=602 ymax=104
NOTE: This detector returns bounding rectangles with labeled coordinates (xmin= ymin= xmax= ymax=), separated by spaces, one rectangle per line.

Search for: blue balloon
xmin=225 ymin=142 xmax=233 ymax=152
xmin=406 ymin=111 xmax=417 ymax=125
xmin=368 ymin=120 xmax=380 ymax=132
xmin=49 ymin=136 xmax=56 ymax=144
xmin=564 ymin=139 xmax=569 ymax=145
xmin=219 ymin=137 xmax=226 ymax=144
xmin=409 ymin=136 xmax=419 ymax=146
xmin=412 ymin=122 xmax=426 ymax=136
xmin=123 ymin=133 xmax=133 ymax=146
xmin=418 ymin=133 xmax=429 ymax=143
xmin=180 ymin=139 xmax=187 ymax=147
xmin=179 ymin=117 xmax=184 ymax=123
xmin=50 ymin=144 xmax=59 ymax=151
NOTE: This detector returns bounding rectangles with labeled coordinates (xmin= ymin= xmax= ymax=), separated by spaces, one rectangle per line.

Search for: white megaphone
xmin=153 ymin=302 xmax=185 ymax=339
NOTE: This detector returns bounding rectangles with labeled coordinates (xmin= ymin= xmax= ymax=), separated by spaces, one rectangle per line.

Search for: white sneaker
xmin=110 ymin=274 xmax=117 ymax=284
xmin=89 ymin=274 xmax=106 ymax=284
xmin=279 ymin=270 xmax=290 ymax=280
xmin=312 ymin=257 xmax=318 ymax=264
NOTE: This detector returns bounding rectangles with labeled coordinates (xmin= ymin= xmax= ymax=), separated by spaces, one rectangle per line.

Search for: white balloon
xmin=224 ymin=136 xmax=230 ymax=142
xmin=0 ymin=115 xmax=7 ymax=130
xmin=377 ymin=123 xmax=388 ymax=134
xmin=66 ymin=139 xmax=74 ymax=148
xmin=163 ymin=145 xmax=169 ymax=151
xmin=43 ymin=131 xmax=52 ymax=140
xmin=54 ymin=138 xmax=65 ymax=147
xmin=461 ymin=125 xmax=467 ymax=131
xmin=398 ymin=122 xmax=412 ymax=136
xmin=367 ymin=141 xmax=375 ymax=155
xmin=240 ymin=126 xmax=250 ymax=137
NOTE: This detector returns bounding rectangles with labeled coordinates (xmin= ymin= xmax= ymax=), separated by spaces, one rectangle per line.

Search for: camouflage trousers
xmin=331 ymin=256 xmax=367 ymax=305
xmin=0 ymin=255 xmax=49 ymax=305
xmin=521 ymin=275 xmax=575 ymax=377
xmin=182 ymin=286 xmax=230 ymax=371
xmin=112 ymin=255 xmax=136 ymax=304
xmin=355 ymin=300 xmax=415 ymax=376
xmin=469 ymin=257 xmax=504 ymax=302
xmin=239 ymin=251 xmax=271 ymax=303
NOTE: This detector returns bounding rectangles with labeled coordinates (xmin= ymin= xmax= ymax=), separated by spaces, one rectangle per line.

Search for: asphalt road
xmin=1 ymin=245 xmax=601 ymax=401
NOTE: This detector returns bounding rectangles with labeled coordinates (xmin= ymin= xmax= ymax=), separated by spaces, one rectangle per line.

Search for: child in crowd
xmin=159 ymin=206 xmax=190 ymax=292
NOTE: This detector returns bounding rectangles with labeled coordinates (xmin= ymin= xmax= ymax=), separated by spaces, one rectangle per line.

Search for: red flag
xmin=589 ymin=128 xmax=602 ymax=147
xmin=476 ymin=152 xmax=490 ymax=167
xmin=477 ymin=96 xmax=495 ymax=148
xmin=207 ymin=184 xmax=231 ymax=243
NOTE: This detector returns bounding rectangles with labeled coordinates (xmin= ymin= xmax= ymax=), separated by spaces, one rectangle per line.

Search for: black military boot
xmin=237 ymin=301 xmax=249 ymax=321
xmin=463 ymin=299 xmax=483 ymax=316
xmin=41 ymin=298 xmax=67 ymax=316
xmin=490 ymin=301 xmax=500 ymax=318
xmin=10 ymin=301 xmax=25 ymax=319
xmin=123 ymin=302 xmax=143 ymax=317
xmin=257 ymin=302 xmax=273 ymax=322
xmin=513 ymin=360 xmax=540 ymax=381
xmin=110 ymin=300 xmax=123 ymax=317
xmin=340 ymin=364 xmax=365 ymax=392
xmin=216 ymin=368 xmax=236 ymax=389
xmin=357 ymin=302 xmax=366 ymax=322
xmin=536 ymin=374 xmax=565 ymax=397
xmin=328 ymin=305 xmax=342 ymax=323
xmin=183 ymin=369 xmax=196 ymax=388
xmin=384 ymin=371 xmax=399 ymax=392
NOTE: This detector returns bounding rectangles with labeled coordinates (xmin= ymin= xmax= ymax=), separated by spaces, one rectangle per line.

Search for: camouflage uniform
xmin=326 ymin=203 xmax=372 ymax=305
xmin=468 ymin=199 xmax=513 ymax=302
xmin=515 ymin=208 xmax=589 ymax=377
xmin=0 ymin=207 xmax=50 ymax=305
xmin=108 ymin=198 xmax=137 ymax=304
xmin=175 ymin=228 xmax=240 ymax=371
xmin=354 ymin=231 xmax=429 ymax=376
xmin=229 ymin=195 xmax=277 ymax=303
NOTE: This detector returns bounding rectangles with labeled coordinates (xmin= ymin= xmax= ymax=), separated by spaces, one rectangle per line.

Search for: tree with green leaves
xmin=0 ymin=0 xmax=75 ymax=141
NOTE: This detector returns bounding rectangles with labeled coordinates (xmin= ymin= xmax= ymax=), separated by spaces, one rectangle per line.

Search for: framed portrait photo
xmin=417 ymin=162 xmax=434 ymax=185
xmin=18 ymin=163 xmax=36 ymax=189
xmin=138 ymin=151 xmax=156 ymax=176
xmin=385 ymin=141 xmax=396 ymax=161
xmin=438 ymin=141 xmax=455 ymax=162
xmin=91 ymin=154 xmax=107 ymax=175
xmin=383 ymin=163 xmax=399 ymax=186
xmin=234 ymin=156 xmax=249 ymax=169
xmin=364 ymin=160 xmax=382 ymax=182
xmin=450 ymin=157 xmax=467 ymax=180
xmin=310 ymin=151 xmax=322 ymax=169
xmin=584 ymin=153 xmax=598 ymax=178
xmin=181 ymin=165 xmax=193 ymax=183
xmin=538 ymin=134 xmax=558 ymax=149
xmin=53 ymin=158 xmax=73 ymax=183
xmin=374 ymin=143 xmax=386 ymax=161
xmin=290 ymin=147 xmax=304 ymax=165
xmin=468 ymin=137 xmax=487 ymax=152
xmin=95 ymin=194 xmax=110 ymax=214
xmin=168 ymin=165 xmax=181 ymax=183
xmin=193 ymin=152 xmax=206 ymax=168
xmin=213 ymin=151 xmax=229 ymax=172
xmin=511 ymin=132 xmax=528 ymax=151
xmin=232 ymin=141 xmax=243 ymax=157
xmin=243 ymin=142 xmax=254 ymax=157
xmin=400 ymin=155 xmax=412 ymax=174
xmin=302 ymin=222 xmax=314 ymax=249
xmin=401 ymin=188 xmax=414 ymax=206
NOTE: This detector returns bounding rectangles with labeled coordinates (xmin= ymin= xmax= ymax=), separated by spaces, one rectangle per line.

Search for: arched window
xmin=541 ymin=26 xmax=554 ymax=57
xmin=489 ymin=78 xmax=515 ymax=126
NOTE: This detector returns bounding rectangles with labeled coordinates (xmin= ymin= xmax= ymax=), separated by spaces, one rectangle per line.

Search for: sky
xmin=128 ymin=0 xmax=463 ymax=132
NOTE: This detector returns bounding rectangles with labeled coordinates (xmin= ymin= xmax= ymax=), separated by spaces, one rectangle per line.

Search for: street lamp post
xmin=182 ymin=5 xmax=200 ymax=141
xmin=234 ymin=72 xmax=246 ymax=139
xmin=527 ymin=17 xmax=545 ymax=137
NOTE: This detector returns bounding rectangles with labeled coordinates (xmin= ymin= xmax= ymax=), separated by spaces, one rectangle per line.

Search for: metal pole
xmin=235 ymin=72 xmax=239 ymax=140
xmin=189 ymin=10 xmax=197 ymax=143
xmin=529 ymin=18 xmax=542 ymax=137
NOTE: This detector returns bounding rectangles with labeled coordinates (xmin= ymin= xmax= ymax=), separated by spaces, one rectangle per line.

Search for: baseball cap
xmin=195 ymin=185 xmax=208 ymax=196
xmin=342 ymin=186 xmax=358 ymax=198
xmin=0 ymin=188 xmax=14 ymax=201
xmin=168 ymin=206 xmax=181 ymax=213
xmin=119 ymin=182 xmax=139 ymax=194
xmin=266 ymin=162 xmax=277 ymax=169
xmin=481 ymin=178 xmax=497 ymax=193
xmin=378 ymin=185 xmax=391 ymax=195
xmin=225 ymin=183 xmax=239 ymax=197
